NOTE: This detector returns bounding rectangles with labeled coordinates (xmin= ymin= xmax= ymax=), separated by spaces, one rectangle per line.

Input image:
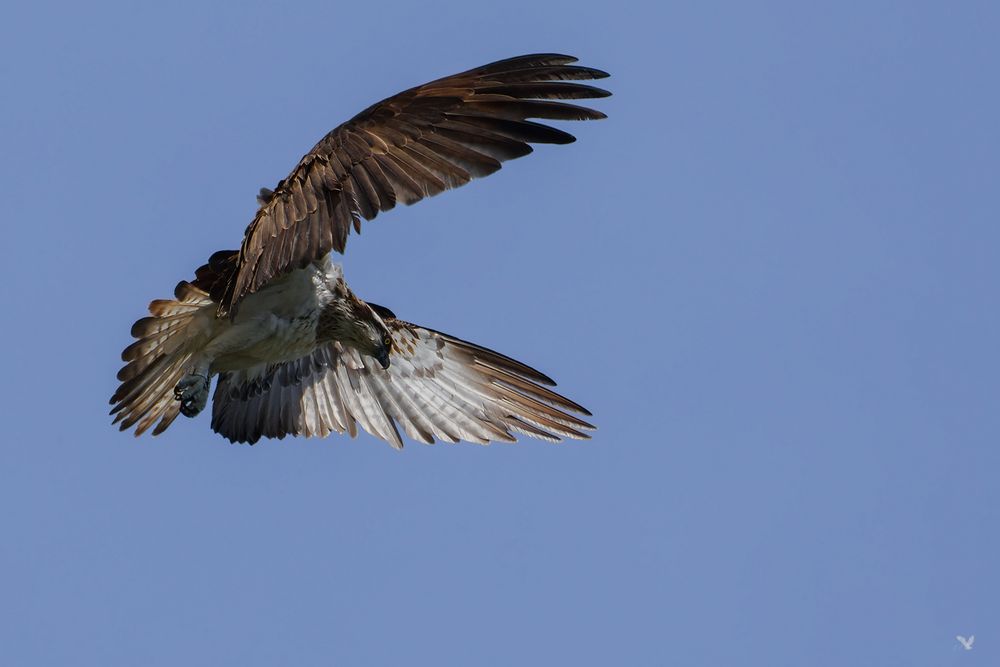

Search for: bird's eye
xmin=383 ymin=335 xmax=392 ymax=348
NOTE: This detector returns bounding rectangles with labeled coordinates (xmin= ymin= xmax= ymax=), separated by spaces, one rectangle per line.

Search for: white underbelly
xmin=210 ymin=312 xmax=320 ymax=372
xmin=250 ymin=312 xmax=319 ymax=360
xmin=207 ymin=263 xmax=332 ymax=372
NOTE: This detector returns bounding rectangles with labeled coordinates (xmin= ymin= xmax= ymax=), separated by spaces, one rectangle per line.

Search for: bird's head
xmin=321 ymin=283 xmax=395 ymax=370
xmin=347 ymin=302 xmax=393 ymax=370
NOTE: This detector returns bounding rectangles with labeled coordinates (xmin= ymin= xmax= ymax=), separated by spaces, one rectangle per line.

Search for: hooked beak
xmin=374 ymin=346 xmax=391 ymax=370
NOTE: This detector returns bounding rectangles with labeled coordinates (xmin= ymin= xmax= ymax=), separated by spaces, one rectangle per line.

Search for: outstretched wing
xmin=219 ymin=53 xmax=609 ymax=315
xmin=210 ymin=320 xmax=594 ymax=447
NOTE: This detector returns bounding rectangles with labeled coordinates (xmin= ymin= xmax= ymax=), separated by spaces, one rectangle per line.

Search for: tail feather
xmin=110 ymin=280 xmax=215 ymax=436
xmin=119 ymin=319 xmax=199 ymax=378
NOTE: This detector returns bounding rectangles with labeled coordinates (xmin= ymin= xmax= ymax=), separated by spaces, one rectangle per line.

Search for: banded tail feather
xmin=110 ymin=281 xmax=215 ymax=435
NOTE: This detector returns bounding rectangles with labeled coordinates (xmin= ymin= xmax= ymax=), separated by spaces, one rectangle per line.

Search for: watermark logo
xmin=956 ymin=635 xmax=974 ymax=651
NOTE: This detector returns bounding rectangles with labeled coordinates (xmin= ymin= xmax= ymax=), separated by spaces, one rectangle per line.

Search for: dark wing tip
xmin=585 ymin=86 xmax=612 ymax=98
xmin=482 ymin=53 xmax=580 ymax=69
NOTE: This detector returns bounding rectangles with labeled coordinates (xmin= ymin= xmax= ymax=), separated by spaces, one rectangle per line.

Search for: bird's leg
xmin=172 ymin=316 xmax=275 ymax=418
xmin=174 ymin=360 xmax=212 ymax=418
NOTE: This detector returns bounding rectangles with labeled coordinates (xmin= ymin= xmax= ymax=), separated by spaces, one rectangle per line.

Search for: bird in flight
xmin=110 ymin=53 xmax=608 ymax=447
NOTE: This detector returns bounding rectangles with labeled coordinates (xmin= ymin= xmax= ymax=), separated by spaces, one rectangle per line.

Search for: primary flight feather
xmin=110 ymin=53 xmax=608 ymax=447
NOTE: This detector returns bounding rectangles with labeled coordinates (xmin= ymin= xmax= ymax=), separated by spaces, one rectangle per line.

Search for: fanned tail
xmin=110 ymin=281 xmax=215 ymax=436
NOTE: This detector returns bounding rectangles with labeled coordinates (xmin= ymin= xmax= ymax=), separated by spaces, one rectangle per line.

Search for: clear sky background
xmin=1 ymin=1 xmax=998 ymax=665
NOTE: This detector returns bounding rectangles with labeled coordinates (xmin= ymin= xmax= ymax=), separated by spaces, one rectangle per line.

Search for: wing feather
xmin=219 ymin=54 xmax=609 ymax=315
xmin=210 ymin=318 xmax=594 ymax=447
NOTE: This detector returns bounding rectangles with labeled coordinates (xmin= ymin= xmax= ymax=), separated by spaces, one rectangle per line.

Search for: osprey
xmin=110 ymin=54 xmax=608 ymax=447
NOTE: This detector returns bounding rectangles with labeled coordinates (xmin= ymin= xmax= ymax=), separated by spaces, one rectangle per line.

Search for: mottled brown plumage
xmin=218 ymin=53 xmax=609 ymax=316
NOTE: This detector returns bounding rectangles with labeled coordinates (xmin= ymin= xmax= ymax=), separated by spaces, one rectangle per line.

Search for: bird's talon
xmin=174 ymin=374 xmax=210 ymax=417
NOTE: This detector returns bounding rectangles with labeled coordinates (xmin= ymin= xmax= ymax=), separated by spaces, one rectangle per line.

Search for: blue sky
xmin=2 ymin=1 xmax=998 ymax=665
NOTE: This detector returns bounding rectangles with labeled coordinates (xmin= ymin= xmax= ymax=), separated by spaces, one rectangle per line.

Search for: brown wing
xmin=210 ymin=319 xmax=595 ymax=447
xmin=218 ymin=53 xmax=610 ymax=316
xmin=192 ymin=249 xmax=239 ymax=303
